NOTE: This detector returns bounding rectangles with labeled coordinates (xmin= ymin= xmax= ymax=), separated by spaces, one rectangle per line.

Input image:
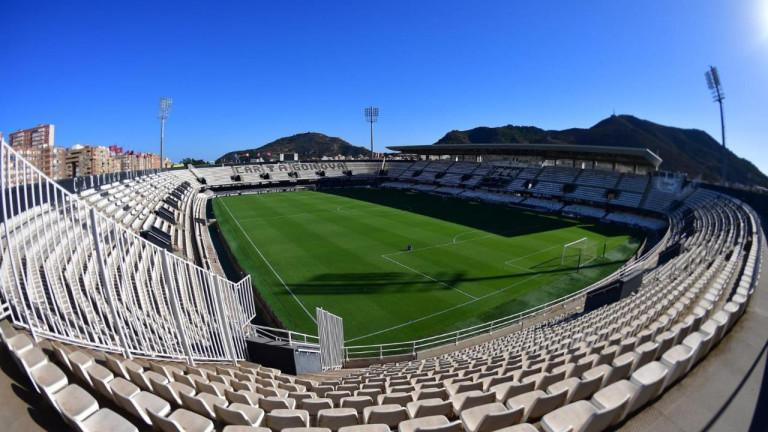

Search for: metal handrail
xmin=244 ymin=324 xmax=320 ymax=348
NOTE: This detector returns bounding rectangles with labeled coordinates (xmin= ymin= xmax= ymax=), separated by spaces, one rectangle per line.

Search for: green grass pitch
xmin=213 ymin=188 xmax=642 ymax=346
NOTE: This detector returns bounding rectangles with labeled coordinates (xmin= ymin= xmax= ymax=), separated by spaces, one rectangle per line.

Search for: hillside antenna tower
xmin=159 ymin=96 xmax=173 ymax=170
xmin=364 ymin=106 xmax=379 ymax=159
xmin=705 ymin=66 xmax=727 ymax=184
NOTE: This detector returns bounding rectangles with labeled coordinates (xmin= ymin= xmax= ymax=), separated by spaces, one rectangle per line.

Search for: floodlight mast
xmin=705 ymin=66 xmax=726 ymax=184
xmin=159 ymin=96 xmax=173 ymax=170
xmin=364 ymin=106 xmax=379 ymax=159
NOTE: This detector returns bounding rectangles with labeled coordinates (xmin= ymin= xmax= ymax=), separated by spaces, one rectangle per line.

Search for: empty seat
xmin=491 ymin=381 xmax=535 ymax=402
xmin=266 ymin=409 xmax=310 ymax=431
xmin=407 ymin=398 xmax=453 ymax=418
xmin=505 ymin=388 xmax=567 ymax=422
xmin=340 ymin=396 xmax=374 ymax=414
xmin=451 ymin=390 xmax=496 ymax=415
xmin=399 ymin=415 xmax=462 ymax=432
xmin=460 ymin=402 xmax=523 ymax=432
xmin=148 ymin=408 xmax=215 ymax=432
xmin=540 ymin=400 xmax=615 ymax=432
xmin=317 ymin=408 xmax=359 ymax=431
xmin=363 ymin=404 xmax=408 ymax=428
xmin=215 ymin=403 xmax=265 ymax=427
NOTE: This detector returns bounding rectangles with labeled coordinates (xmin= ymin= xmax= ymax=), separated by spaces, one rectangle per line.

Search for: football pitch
xmin=213 ymin=188 xmax=642 ymax=346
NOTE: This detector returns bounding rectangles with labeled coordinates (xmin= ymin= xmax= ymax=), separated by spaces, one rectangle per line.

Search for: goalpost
xmin=561 ymin=237 xmax=603 ymax=269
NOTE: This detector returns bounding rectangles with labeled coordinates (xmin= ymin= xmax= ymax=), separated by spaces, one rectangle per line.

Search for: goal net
xmin=561 ymin=237 xmax=601 ymax=268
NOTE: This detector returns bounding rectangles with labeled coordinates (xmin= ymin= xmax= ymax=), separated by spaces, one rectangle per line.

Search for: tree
xmin=179 ymin=157 xmax=208 ymax=166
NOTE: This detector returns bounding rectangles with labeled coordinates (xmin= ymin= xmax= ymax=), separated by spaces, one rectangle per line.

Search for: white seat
xmin=540 ymin=400 xmax=615 ymax=432
xmin=460 ymin=402 xmax=523 ymax=432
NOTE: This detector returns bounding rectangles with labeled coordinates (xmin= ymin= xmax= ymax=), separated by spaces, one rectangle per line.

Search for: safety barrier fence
xmin=0 ymin=141 xmax=254 ymax=364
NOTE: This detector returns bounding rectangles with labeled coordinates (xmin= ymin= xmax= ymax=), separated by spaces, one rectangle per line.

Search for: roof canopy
xmin=387 ymin=143 xmax=662 ymax=169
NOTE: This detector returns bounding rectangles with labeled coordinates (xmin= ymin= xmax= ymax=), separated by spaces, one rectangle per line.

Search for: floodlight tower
xmin=705 ymin=66 xmax=727 ymax=184
xmin=159 ymin=96 xmax=173 ymax=170
xmin=364 ymin=106 xmax=379 ymax=159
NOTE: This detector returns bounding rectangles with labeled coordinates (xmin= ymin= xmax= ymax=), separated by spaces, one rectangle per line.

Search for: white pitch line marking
xmin=346 ymin=272 xmax=546 ymax=342
xmin=380 ymin=254 xmax=478 ymax=300
xmin=219 ymin=199 xmax=317 ymax=323
xmin=503 ymin=243 xmax=563 ymax=266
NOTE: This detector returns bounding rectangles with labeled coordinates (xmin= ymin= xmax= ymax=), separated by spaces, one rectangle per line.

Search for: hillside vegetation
xmin=436 ymin=115 xmax=767 ymax=187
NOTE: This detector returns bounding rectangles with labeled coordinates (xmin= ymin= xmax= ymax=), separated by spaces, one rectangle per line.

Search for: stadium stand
xmin=1 ymin=140 xmax=763 ymax=431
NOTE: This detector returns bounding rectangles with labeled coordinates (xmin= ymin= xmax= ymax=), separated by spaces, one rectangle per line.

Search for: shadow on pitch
xmin=283 ymin=260 xmax=624 ymax=296
xmin=314 ymin=188 xmax=576 ymax=238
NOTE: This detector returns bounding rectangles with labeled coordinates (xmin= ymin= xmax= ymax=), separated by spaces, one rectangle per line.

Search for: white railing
xmin=317 ymin=308 xmax=344 ymax=370
xmin=0 ymin=142 xmax=255 ymax=363
xmin=243 ymin=323 xmax=320 ymax=351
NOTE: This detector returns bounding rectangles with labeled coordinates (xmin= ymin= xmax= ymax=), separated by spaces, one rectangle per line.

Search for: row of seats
xmin=0 ymin=181 xmax=253 ymax=363
xmin=386 ymin=161 xmax=682 ymax=213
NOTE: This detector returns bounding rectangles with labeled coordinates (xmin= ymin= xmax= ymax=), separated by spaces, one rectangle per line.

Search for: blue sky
xmin=1 ymin=0 xmax=767 ymax=172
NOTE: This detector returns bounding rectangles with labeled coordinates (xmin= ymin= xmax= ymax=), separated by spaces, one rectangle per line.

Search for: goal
xmin=561 ymin=237 xmax=601 ymax=268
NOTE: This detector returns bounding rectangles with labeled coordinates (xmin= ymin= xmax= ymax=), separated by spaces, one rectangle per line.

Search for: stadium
xmin=0 ymin=134 xmax=764 ymax=432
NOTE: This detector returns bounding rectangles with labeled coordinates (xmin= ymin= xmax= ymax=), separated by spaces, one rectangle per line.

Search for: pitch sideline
xmin=219 ymin=199 xmax=317 ymax=323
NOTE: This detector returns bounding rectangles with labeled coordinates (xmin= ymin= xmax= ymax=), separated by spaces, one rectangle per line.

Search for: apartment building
xmin=8 ymin=124 xmax=56 ymax=178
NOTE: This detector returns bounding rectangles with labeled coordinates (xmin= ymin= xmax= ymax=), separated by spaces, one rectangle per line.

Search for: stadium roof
xmin=387 ymin=143 xmax=663 ymax=168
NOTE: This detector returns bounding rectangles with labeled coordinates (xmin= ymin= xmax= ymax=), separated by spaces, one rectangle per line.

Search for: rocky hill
xmin=436 ymin=115 xmax=767 ymax=187
xmin=217 ymin=132 xmax=370 ymax=163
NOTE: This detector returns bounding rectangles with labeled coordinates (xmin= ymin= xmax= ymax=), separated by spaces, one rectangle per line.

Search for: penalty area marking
xmin=219 ymin=199 xmax=317 ymax=323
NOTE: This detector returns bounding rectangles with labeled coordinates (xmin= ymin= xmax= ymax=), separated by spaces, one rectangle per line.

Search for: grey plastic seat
xmin=363 ymin=404 xmax=409 ymax=427
xmin=407 ymin=398 xmax=453 ymax=418
xmin=660 ymin=344 xmax=697 ymax=387
xmin=399 ymin=415 xmax=461 ymax=432
xmin=68 ymin=351 xmax=96 ymax=386
xmin=490 ymin=380 xmax=535 ymax=402
xmin=417 ymin=387 xmax=448 ymax=401
xmin=52 ymin=384 xmax=99 ymax=425
xmin=340 ymin=396 xmax=374 ymax=414
xmin=127 ymin=367 xmax=167 ymax=392
xmin=222 ymin=425 xmax=270 ymax=432
xmin=633 ymin=341 xmax=660 ymax=373
xmin=153 ymin=378 xmax=196 ymax=406
xmin=148 ymin=408 xmax=215 ymax=432
xmin=266 ymin=409 xmax=310 ymax=431
xmin=215 ymin=402 xmax=265 ymax=426
xmin=450 ymin=390 xmax=496 ymax=415
xmin=522 ymin=370 xmax=565 ymax=391
xmin=181 ymin=391 xmax=227 ymax=418
xmin=301 ymin=397 xmax=334 ymax=419
xmin=505 ymin=388 xmax=567 ymax=422
xmin=226 ymin=388 xmax=262 ymax=405
xmin=540 ymin=400 xmax=615 ymax=432
xmin=377 ymin=392 xmax=413 ymax=407
xmin=29 ymin=361 xmax=68 ymax=400
xmin=260 ymin=396 xmax=296 ymax=412
xmin=317 ymin=408 xmax=359 ymax=431
xmin=546 ymin=375 xmax=601 ymax=404
xmin=114 ymin=388 xmax=172 ymax=425
xmin=79 ymin=408 xmax=139 ymax=432
xmin=460 ymin=402 xmax=524 ymax=432
xmin=446 ymin=380 xmax=483 ymax=396
xmin=282 ymin=428 xmax=331 ymax=432
xmin=492 ymin=424 xmax=538 ymax=432
xmin=590 ymin=380 xmax=637 ymax=425
xmin=338 ymin=424 xmax=390 ymax=432
xmin=626 ymin=361 xmax=669 ymax=413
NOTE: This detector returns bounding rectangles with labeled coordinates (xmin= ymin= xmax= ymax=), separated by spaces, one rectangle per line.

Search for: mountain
xmin=217 ymin=132 xmax=369 ymax=163
xmin=436 ymin=115 xmax=768 ymax=187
